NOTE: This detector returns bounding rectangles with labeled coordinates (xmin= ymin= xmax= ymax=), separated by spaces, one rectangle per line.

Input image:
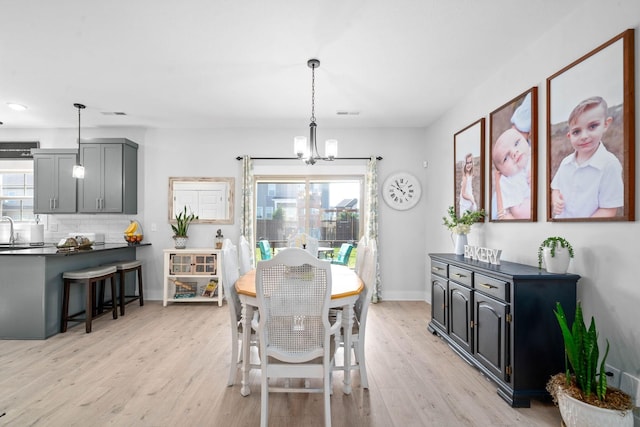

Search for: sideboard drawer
xmin=475 ymin=273 xmax=509 ymax=302
xmin=448 ymin=265 xmax=473 ymax=287
xmin=430 ymin=260 xmax=448 ymax=278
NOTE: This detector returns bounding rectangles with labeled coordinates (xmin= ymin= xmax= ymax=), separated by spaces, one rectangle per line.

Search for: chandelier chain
xmin=310 ymin=63 xmax=316 ymax=123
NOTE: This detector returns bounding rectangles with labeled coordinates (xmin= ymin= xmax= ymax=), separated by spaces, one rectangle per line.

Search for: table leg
xmin=240 ymin=303 xmax=253 ymax=397
xmin=342 ymin=302 xmax=353 ymax=394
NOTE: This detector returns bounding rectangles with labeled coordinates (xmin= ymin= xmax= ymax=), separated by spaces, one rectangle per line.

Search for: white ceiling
xmin=0 ymin=0 xmax=583 ymax=130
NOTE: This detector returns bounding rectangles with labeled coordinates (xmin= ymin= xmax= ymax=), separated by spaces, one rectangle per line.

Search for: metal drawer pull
xmin=454 ymin=273 xmax=467 ymax=278
xmin=432 ymin=266 xmax=443 ymax=271
xmin=480 ymin=283 xmax=497 ymax=289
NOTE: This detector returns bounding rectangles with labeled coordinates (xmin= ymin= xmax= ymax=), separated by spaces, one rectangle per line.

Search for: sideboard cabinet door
xmin=449 ymin=281 xmax=473 ymax=354
xmin=430 ymin=275 xmax=448 ymax=333
xmin=474 ymin=292 xmax=508 ymax=382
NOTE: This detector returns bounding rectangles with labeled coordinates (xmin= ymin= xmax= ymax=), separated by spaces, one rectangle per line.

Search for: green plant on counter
xmin=537 ymin=236 xmax=574 ymax=269
xmin=171 ymin=206 xmax=198 ymax=237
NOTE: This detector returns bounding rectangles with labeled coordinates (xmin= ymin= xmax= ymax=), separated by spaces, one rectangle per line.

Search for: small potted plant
xmin=442 ymin=205 xmax=486 ymax=255
xmin=547 ymin=302 xmax=633 ymax=426
xmin=171 ymin=206 xmax=198 ymax=249
xmin=538 ymin=236 xmax=574 ymax=273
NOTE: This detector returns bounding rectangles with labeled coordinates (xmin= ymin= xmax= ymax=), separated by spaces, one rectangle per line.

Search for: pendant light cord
xmin=73 ymin=103 xmax=85 ymax=146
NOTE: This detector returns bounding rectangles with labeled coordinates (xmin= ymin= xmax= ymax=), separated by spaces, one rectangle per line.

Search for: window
xmin=0 ymin=161 xmax=34 ymax=221
xmin=255 ymin=176 xmax=362 ymax=249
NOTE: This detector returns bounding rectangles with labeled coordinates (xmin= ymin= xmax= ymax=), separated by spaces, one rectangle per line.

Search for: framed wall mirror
xmin=169 ymin=177 xmax=235 ymax=224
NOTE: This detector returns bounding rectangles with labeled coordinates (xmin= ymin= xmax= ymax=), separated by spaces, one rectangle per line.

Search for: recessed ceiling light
xmin=336 ymin=111 xmax=360 ymax=116
xmin=101 ymin=111 xmax=127 ymax=116
xmin=7 ymin=103 xmax=28 ymax=111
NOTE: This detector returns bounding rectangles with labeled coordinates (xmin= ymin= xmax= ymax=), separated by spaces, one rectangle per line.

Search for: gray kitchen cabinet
xmin=77 ymin=138 xmax=138 ymax=214
xmin=32 ymin=149 xmax=78 ymax=214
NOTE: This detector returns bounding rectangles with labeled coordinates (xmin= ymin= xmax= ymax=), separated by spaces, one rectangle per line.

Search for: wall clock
xmin=382 ymin=172 xmax=422 ymax=210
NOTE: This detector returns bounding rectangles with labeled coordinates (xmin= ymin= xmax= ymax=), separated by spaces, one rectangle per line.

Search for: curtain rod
xmin=236 ymin=156 xmax=382 ymax=161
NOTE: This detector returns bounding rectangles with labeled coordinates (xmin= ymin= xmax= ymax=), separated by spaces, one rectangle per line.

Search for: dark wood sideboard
xmin=428 ymin=253 xmax=579 ymax=407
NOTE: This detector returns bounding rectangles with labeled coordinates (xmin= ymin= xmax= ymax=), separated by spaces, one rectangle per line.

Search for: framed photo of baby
xmin=546 ymin=29 xmax=635 ymax=222
xmin=453 ymin=118 xmax=485 ymax=220
xmin=489 ymin=87 xmax=538 ymax=222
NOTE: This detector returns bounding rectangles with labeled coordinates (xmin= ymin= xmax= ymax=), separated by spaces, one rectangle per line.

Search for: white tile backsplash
xmin=43 ymin=214 xmax=142 ymax=244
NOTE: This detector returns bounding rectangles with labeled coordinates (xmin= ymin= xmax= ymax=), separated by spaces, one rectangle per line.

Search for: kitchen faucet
xmin=1 ymin=216 xmax=15 ymax=245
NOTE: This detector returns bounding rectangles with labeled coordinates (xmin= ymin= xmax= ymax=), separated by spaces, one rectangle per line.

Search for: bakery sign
xmin=464 ymin=245 xmax=502 ymax=265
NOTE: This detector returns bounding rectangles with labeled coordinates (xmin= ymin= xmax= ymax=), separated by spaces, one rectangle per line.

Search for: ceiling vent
xmin=101 ymin=112 xmax=127 ymax=116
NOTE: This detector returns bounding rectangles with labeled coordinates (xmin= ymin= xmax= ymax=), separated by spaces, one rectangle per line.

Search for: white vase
xmin=542 ymin=247 xmax=570 ymax=273
xmin=174 ymin=236 xmax=188 ymax=249
xmin=453 ymin=234 xmax=467 ymax=255
xmin=557 ymin=388 xmax=633 ymax=427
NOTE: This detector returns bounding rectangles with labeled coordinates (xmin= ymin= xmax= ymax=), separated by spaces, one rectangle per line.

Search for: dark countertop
xmin=0 ymin=242 xmax=151 ymax=256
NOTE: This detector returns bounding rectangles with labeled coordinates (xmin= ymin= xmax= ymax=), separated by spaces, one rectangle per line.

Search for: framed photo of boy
xmin=489 ymin=87 xmax=538 ymax=222
xmin=546 ymin=29 xmax=635 ymax=222
xmin=453 ymin=118 xmax=485 ymax=220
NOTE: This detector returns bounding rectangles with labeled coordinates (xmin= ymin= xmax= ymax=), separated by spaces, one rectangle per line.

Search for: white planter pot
xmin=557 ymin=389 xmax=633 ymax=427
xmin=173 ymin=236 xmax=188 ymax=249
xmin=542 ymin=246 xmax=570 ymax=273
xmin=453 ymin=234 xmax=467 ymax=255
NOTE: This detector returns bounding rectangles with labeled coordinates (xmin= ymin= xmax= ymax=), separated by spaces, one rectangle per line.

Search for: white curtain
xmin=240 ymin=156 xmax=255 ymax=269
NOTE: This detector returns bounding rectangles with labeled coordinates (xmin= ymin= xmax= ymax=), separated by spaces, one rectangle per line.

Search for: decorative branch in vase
xmin=442 ymin=206 xmax=486 ymax=255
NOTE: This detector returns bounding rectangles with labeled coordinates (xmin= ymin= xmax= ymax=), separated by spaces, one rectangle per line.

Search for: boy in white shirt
xmin=551 ymin=96 xmax=623 ymax=218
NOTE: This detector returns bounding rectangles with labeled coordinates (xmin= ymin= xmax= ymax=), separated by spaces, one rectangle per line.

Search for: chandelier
xmin=294 ymin=59 xmax=338 ymax=165
xmin=72 ymin=103 xmax=86 ymax=179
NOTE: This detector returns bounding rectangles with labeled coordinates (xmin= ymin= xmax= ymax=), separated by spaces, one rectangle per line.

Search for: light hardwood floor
xmin=0 ymin=301 xmax=561 ymax=426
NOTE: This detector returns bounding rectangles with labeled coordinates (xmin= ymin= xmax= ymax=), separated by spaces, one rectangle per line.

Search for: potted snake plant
xmin=171 ymin=206 xmax=198 ymax=249
xmin=546 ymin=301 xmax=633 ymax=427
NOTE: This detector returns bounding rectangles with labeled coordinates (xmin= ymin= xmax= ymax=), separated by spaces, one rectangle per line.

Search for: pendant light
xmin=72 ymin=103 xmax=86 ymax=179
xmin=294 ymin=59 xmax=338 ymax=165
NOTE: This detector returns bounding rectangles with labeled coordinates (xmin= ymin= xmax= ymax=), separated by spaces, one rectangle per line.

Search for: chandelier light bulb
xmin=325 ymin=139 xmax=338 ymax=159
xmin=294 ymin=136 xmax=307 ymax=158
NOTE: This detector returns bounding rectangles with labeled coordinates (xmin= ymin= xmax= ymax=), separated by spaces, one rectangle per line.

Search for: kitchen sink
xmin=0 ymin=244 xmax=46 ymax=251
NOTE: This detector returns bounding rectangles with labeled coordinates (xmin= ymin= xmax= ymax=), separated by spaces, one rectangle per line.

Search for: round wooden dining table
xmin=235 ymin=264 xmax=363 ymax=396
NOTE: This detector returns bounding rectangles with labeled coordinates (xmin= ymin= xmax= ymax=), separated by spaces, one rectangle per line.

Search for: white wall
xmin=140 ymin=127 xmax=427 ymax=302
xmin=1 ymin=126 xmax=427 ymax=303
xmin=422 ymin=0 xmax=640 ymax=375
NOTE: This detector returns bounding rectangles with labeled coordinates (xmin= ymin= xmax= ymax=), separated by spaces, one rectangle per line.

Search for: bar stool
xmin=102 ymin=260 xmax=144 ymax=316
xmin=61 ymin=265 xmax=118 ymax=333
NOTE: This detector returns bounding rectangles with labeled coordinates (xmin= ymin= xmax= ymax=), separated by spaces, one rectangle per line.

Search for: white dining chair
xmin=238 ymin=235 xmax=252 ymax=275
xmin=332 ymin=238 xmax=377 ymax=389
xmin=254 ymin=248 xmax=341 ymax=427
xmin=222 ymin=238 xmax=258 ymax=386
xmin=354 ymin=235 xmax=368 ymax=275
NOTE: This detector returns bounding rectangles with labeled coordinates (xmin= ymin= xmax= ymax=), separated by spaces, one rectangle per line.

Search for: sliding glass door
xmin=254 ymin=177 xmax=362 ymax=249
